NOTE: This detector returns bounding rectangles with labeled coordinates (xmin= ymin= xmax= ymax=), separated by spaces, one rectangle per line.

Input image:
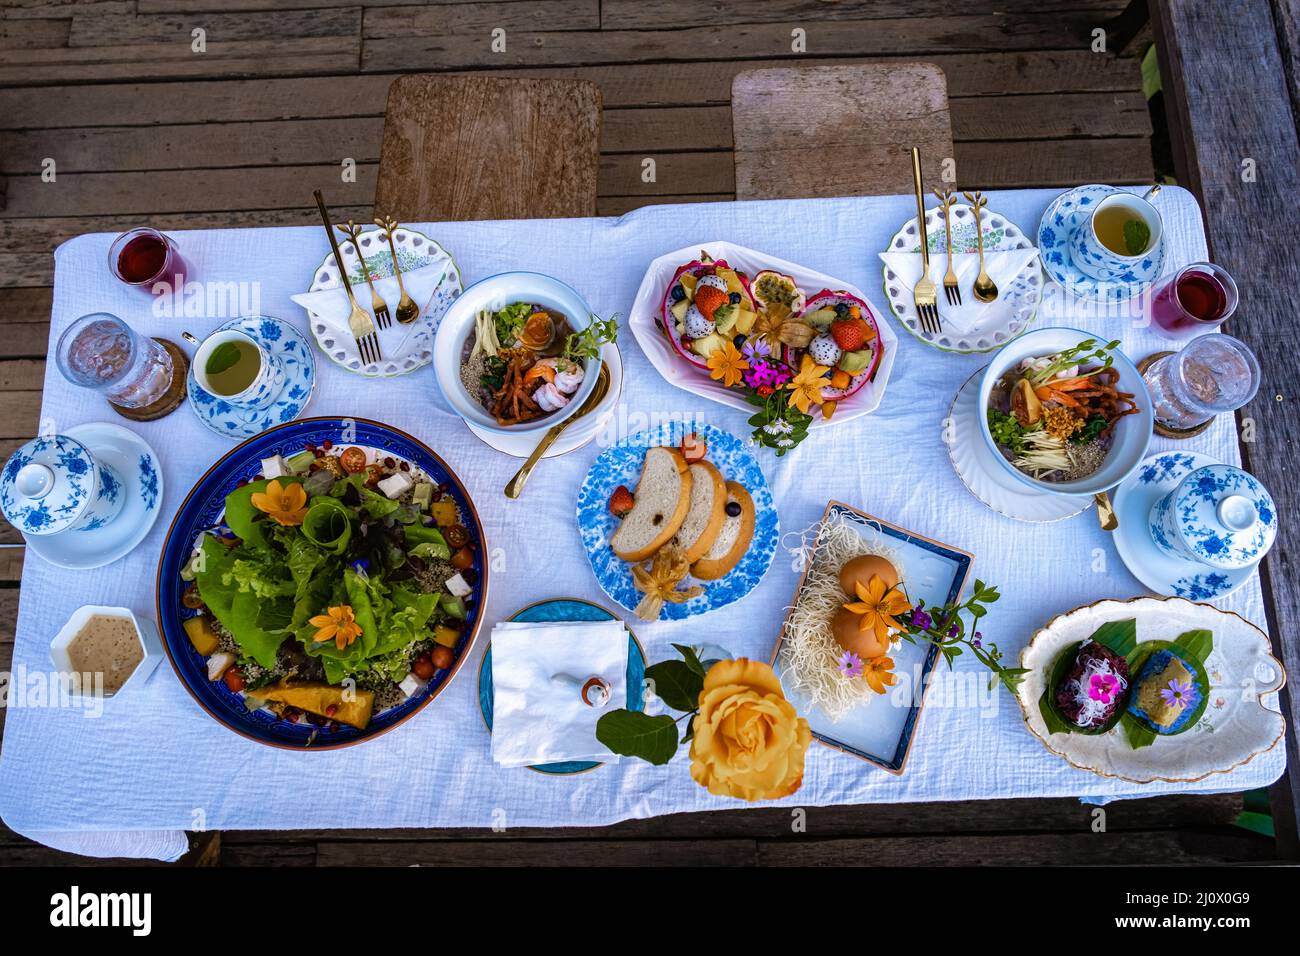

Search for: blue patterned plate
xmin=156 ymin=417 xmax=488 ymax=749
xmin=1112 ymin=451 xmax=1255 ymax=601
xmin=1038 ymin=185 xmax=1166 ymax=303
xmin=477 ymin=598 xmax=646 ymax=774
xmin=188 ymin=316 xmax=315 ymax=440
xmin=25 ymin=422 xmax=163 ymax=570
xmin=771 ymin=502 xmax=973 ymax=775
xmin=576 ymin=421 xmax=778 ymax=620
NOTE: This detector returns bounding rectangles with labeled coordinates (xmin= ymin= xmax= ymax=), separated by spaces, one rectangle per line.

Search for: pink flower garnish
xmin=1088 ymin=673 xmax=1119 ymax=704
xmin=837 ymin=650 xmax=864 ymax=679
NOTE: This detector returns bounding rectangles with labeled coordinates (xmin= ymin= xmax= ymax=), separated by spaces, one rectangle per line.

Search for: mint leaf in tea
xmin=204 ymin=339 xmax=260 ymax=395
xmin=1123 ymin=219 xmax=1151 ymax=256
xmin=1094 ymin=204 xmax=1152 ymax=256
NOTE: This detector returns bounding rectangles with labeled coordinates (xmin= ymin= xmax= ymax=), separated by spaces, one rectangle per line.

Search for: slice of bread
xmin=611 ymin=446 xmax=693 ymax=562
xmin=671 ymin=461 xmax=726 ymax=563
xmin=691 ymin=481 xmax=755 ymax=580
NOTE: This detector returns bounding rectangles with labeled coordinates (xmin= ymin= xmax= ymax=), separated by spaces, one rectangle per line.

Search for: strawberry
xmin=608 ymin=485 xmax=634 ymax=518
xmin=692 ymin=285 xmax=728 ymax=322
xmin=681 ymin=433 xmax=708 ymax=463
xmin=831 ymin=317 xmax=871 ymax=351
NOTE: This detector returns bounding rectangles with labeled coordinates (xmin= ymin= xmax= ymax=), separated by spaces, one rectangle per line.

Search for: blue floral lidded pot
xmin=0 ymin=435 xmax=125 ymax=536
xmin=1148 ymin=464 xmax=1276 ymax=571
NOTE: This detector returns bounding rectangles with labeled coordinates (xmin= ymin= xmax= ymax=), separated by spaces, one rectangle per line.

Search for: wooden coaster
xmin=109 ymin=337 xmax=189 ymax=422
xmin=1136 ymin=351 xmax=1212 ymax=439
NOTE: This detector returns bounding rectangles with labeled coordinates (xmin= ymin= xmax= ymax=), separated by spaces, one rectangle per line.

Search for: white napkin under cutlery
xmin=879 ymin=248 xmax=1040 ymax=334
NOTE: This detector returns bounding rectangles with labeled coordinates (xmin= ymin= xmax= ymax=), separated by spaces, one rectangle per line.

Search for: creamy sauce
xmin=66 ymin=614 xmax=142 ymax=695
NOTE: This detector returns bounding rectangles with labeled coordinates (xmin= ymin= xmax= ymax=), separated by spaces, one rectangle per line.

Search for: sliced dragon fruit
xmin=660 ymin=256 xmax=755 ymax=371
xmin=798 ymin=289 xmax=883 ymax=400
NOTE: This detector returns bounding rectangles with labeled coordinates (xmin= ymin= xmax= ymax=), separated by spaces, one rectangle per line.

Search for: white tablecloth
xmin=0 ymin=189 xmax=1281 ymax=861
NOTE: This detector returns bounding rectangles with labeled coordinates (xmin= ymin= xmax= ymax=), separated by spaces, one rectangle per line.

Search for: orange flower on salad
xmin=784 ymin=354 xmax=829 ymax=414
xmin=843 ymin=574 xmax=913 ymax=645
xmin=250 ymin=479 xmax=308 ymax=526
xmin=310 ymin=605 xmax=362 ymax=650
xmin=863 ymin=655 xmax=897 ymax=695
xmin=706 ymin=340 xmax=749 ymax=388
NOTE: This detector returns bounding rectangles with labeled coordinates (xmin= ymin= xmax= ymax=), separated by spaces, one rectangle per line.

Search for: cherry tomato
xmin=339 ymin=447 xmax=367 ymax=474
xmin=223 ymin=668 xmax=245 ymax=692
xmin=445 ymin=525 xmax=470 ymax=549
xmin=450 ymin=546 xmax=474 ymax=570
xmin=431 ymin=646 xmax=454 ymax=670
xmin=412 ymin=656 xmax=434 ymax=680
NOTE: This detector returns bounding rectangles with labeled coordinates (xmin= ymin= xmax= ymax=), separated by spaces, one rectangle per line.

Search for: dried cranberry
xmin=383 ymin=457 xmax=396 ymax=469
xmin=322 ymin=439 xmax=333 ymax=451
xmin=399 ymin=461 xmax=410 ymax=472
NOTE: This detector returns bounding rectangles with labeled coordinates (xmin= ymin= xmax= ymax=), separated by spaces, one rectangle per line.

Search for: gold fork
xmin=374 ymin=216 xmax=420 ymax=325
xmin=934 ymin=187 xmax=961 ymax=307
xmin=910 ymin=147 xmax=941 ymax=335
xmin=313 ymin=191 xmax=381 ymax=365
xmin=339 ymin=220 xmax=391 ymax=330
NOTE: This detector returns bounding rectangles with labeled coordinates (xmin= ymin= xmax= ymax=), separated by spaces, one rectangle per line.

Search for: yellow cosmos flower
xmin=706 ymin=340 xmax=749 ymax=388
xmin=249 ymin=479 xmax=308 ymax=526
xmin=309 ymin=604 xmax=362 ymax=650
xmin=784 ymin=354 xmax=829 ymax=414
xmin=863 ymin=655 xmax=897 ymax=695
xmin=843 ymin=574 xmax=913 ymax=646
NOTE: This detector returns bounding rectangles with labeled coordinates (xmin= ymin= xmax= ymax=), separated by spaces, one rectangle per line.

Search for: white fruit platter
xmin=628 ymin=241 xmax=898 ymax=433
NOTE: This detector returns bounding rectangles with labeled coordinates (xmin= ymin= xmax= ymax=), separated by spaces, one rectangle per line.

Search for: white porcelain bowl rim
xmin=433 ymin=271 xmax=601 ymax=435
xmin=977 ymin=326 xmax=1154 ymax=496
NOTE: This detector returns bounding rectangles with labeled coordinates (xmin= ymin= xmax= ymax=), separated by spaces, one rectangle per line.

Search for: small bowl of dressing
xmin=50 ymin=606 xmax=163 ymax=699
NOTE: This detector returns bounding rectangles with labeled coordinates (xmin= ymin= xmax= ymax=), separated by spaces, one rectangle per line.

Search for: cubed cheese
xmin=377 ymin=472 xmax=413 ymax=499
xmin=398 ymin=672 xmax=425 ymax=698
xmin=445 ymin=573 xmax=472 ymax=598
xmin=260 ymin=454 xmax=291 ymax=479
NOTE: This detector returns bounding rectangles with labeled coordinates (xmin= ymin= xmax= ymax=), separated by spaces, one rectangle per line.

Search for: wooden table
xmin=0 ymin=0 xmax=1281 ymax=866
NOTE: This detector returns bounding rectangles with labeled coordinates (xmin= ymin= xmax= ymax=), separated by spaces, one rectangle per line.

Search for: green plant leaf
xmin=645 ymin=659 xmax=703 ymax=712
xmin=204 ymin=341 xmax=244 ymax=377
xmin=1091 ymin=618 xmax=1137 ymax=658
xmin=673 ymin=643 xmax=707 ymax=677
xmin=595 ymin=709 xmax=678 ymax=765
xmin=1174 ymin=628 xmax=1213 ymax=663
xmin=1121 ymin=712 xmax=1157 ymax=749
xmin=1123 ymin=218 xmax=1151 ymax=255
xmin=1039 ymin=689 xmax=1072 ymax=735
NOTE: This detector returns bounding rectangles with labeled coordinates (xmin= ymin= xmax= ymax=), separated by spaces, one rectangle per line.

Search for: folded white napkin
xmin=879 ymin=248 xmax=1039 ymax=334
xmin=490 ymin=620 xmax=629 ymax=768
xmin=290 ymin=258 xmax=450 ymax=325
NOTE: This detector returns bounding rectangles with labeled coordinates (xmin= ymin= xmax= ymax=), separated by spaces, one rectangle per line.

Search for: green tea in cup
xmin=1093 ymin=202 xmax=1153 ymax=256
xmin=203 ymin=336 xmax=261 ymax=395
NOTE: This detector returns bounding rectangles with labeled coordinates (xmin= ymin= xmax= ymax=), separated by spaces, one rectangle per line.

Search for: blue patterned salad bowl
xmin=156 ymin=417 xmax=488 ymax=749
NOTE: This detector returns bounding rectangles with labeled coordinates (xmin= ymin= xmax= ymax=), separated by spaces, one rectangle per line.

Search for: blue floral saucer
xmin=576 ymin=421 xmax=779 ymax=620
xmin=25 ymin=423 xmax=163 ymax=570
xmin=477 ymin=598 xmax=647 ymax=775
xmin=1111 ymin=451 xmax=1255 ymax=601
xmin=188 ymin=316 xmax=315 ymax=440
xmin=1038 ymin=185 xmax=1166 ymax=303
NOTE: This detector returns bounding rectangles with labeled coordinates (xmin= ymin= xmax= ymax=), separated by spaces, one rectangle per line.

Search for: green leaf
xmin=1174 ymin=628 xmax=1213 ymax=663
xmin=673 ymin=643 xmax=707 ymax=677
xmin=204 ymin=341 xmax=243 ymax=377
xmin=1123 ymin=218 xmax=1151 ymax=255
xmin=1091 ymin=618 xmax=1137 ymax=658
xmin=1039 ymin=689 xmax=1072 ymax=735
xmin=595 ymin=709 xmax=679 ymax=765
xmin=1121 ymin=712 xmax=1157 ymax=749
xmin=301 ymin=496 xmax=353 ymax=554
xmin=680 ymin=713 xmax=696 ymax=744
xmin=645 ymin=659 xmax=704 ymax=712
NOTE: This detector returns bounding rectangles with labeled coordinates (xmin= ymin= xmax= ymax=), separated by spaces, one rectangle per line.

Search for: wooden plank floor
xmin=1 ymin=0 xmax=1258 ymax=867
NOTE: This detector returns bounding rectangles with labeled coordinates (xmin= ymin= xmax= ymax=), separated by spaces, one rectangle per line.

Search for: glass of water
xmin=1142 ymin=334 xmax=1260 ymax=431
xmin=55 ymin=313 xmax=176 ymax=409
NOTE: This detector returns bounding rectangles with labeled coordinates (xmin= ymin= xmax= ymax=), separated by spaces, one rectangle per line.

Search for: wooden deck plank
xmin=0 ymin=52 xmax=1145 ymax=128
xmin=362 ymin=0 xmax=601 ymax=36
xmin=601 ymin=0 xmax=1129 ymax=29
xmin=68 ymin=7 xmax=363 ymax=47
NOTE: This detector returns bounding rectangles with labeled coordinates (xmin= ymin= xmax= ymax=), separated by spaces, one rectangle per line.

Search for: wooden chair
xmin=731 ymin=64 xmax=953 ymax=200
xmin=375 ymin=76 xmax=602 ymax=222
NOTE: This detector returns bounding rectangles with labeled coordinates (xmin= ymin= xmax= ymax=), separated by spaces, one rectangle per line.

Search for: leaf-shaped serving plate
xmin=1016 ymin=597 xmax=1286 ymax=783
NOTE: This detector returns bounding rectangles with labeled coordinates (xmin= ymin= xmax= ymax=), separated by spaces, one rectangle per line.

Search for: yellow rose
xmin=688 ymin=658 xmax=811 ymax=801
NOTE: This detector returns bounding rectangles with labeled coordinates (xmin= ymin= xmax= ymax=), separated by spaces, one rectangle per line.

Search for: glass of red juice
xmin=1149 ymin=262 xmax=1237 ymax=336
xmin=108 ymin=227 xmax=187 ymax=288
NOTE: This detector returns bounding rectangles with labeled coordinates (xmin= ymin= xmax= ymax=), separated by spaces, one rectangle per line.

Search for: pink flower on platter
xmin=837 ymin=650 xmax=864 ymax=679
xmin=1088 ymin=672 xmax=1120 ymax=704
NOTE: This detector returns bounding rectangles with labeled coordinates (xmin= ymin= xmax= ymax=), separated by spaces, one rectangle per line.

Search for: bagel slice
xmin=610 ymin=446 xmax=693 ymax=562
xmin=671 ymin=460 xmax=727 ymax=563
xmin=691 ymin=481 xmax=755 ymax=580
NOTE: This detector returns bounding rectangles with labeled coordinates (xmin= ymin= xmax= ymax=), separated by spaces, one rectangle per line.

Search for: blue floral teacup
xmin=1068 ymin=191 xmax=1164 ymax=282
xmin=192 ymin=327 xmax=286 ymax=410
xmin=1148 ymin=464 xmax=1276 ymax=571
xmin=0 ymin=435 xmax=125 ymax=536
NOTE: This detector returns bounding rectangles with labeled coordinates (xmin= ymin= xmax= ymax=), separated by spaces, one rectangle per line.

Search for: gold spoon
xmin=374 ymin=216 xmax=420 ymax=325
xmin=505 ymin=364 xmax=611 ymax=499
xmin=1095 ymin=491 xmax=1118 ymax=531
xmin=963 ymin=190 xmax=999 ymax=303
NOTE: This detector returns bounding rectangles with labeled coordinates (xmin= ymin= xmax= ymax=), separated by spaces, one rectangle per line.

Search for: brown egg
xmin=839 ymin=554 xmax=899 ymax=597
xmin=832 ymin=606 xmax=892 ymax=660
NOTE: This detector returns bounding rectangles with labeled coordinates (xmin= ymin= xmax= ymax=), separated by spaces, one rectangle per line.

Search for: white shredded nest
xmin=777 ymin=512 xmax=904 ymax=722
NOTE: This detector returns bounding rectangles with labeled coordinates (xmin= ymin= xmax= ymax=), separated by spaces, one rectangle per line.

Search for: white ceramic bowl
xmin=433 ymin=272 xmax=602 ymax=435
xmin=978 ymin=327 xmax=1153 ymax=496
xmin=49 ymin=605 xmax=163 ymax=700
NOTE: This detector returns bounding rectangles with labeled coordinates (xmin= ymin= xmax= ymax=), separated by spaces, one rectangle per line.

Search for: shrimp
xmin=553 ymin=360 xmax=585 ymax=395
xmin=533 ymin=382 xmax=570 ymax=412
